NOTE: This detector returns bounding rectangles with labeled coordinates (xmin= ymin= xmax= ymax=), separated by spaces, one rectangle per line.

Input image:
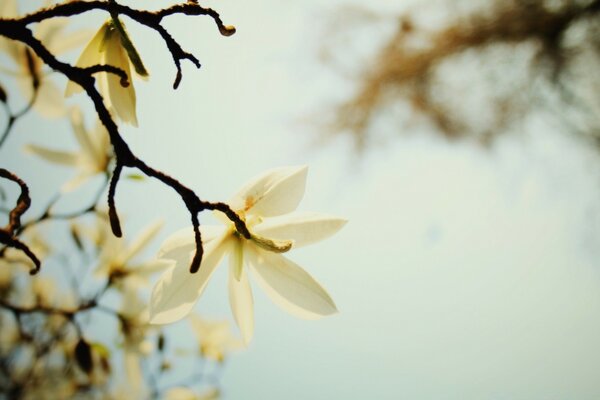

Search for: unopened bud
xmin=219 ymin=25 xmax=236 ymax=37
xmin=157 ymin=333 xmax=165 ymax=352
xmin=74 ymin=338 xmax=94 ymax=374
xmin=0 ymin=83 xmax=7 ymax=103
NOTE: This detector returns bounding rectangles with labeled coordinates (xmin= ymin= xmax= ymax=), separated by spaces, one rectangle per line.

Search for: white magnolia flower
xmin=0 ymin=0 xmax=90 ymax=117
xmin=65 ymin=19 xmax=144 ymax=126
xmin=25 ymin=107 xmax=111 ymax=192
xmin=149 ymin=166 xmax=346 ymax=343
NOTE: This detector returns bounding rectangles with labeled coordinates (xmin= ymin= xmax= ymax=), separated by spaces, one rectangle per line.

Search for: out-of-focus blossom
xmin=0 ymin=311 xmax=19 ymax=353
xmin=25 ymin=107 xmax=112 ymax=192
xmin=164 ymin=387 xmax=220 ymax=400
xmin=149 ymin=166 xmax=346 ymax=343
xmin=119 ymin=288 xmax=153 ymax=397
xmin=81 ymin=215 xmax=170 ymax=290
xmin=189 ymin=315 xmax=243 ymax=363
xmin=0 ymin=0 xmax=90 ymax=117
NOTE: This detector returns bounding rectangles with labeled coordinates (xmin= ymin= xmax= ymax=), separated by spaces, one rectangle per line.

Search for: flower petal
xmin=253 ymin=212 xmax=347 ymax=249
xmin=158 ymin=225 xmax=226 ymax=261
xmin=228 ymin=248 xmax=254 ymax=344
xmin=103 ymin=27 xmax=137 ymax=126
xmin=34 ymin=80 xmax=66 ymax=118
xmin=35 ymin=18 xmax=67 ymax=52
xmin=0 ymin=0 xmax=17 ymax=19
xmin=164 ymin=387 xmax=197 ymax=400
xmin=47 ymin=28 xmax=95 ymax=56
xmin=125 ymin=259 xmax=172 ymax=287
xmin=18 ymin=74 xmax=66 ymax=118
xmin=230 ymin=238 xmax=243 ymax=281
xmin=123 ymin=347 xmax=143 ymax=393
xmin=121 ymin=221 xmax=163 ymax=265
xmin=149 ymin=234 xmax=230 ymax=325
xmin=24 ymin=144 xmax=78 ymax=166
xmin=246 ymin=245 xmax=337 ymax=319
xmin=0 ymin=1 xmax=20 ymax=63
xmin=69 ymin=107 xmax=97 ymax=162
xmin=230 ymin=165 xmax=307 ymax=217
xmin=91 ymin=118 xmax=111 ymax=168
xmin=65 ymin=22 xmax=108 ymax=97
xmin=60 ymin=172 xmax=92 ymax=193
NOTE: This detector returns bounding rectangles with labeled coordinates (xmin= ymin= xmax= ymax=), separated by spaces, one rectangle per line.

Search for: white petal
xmin=230 ymin=166 xmax=307 ymax=217
xmin=16 ymin=69 xmax=65 ymax=118
xmin=164 ymin=387 xmax=197 ymax=400
xmin=0 ymin=0 xmax=17 ymax=19
xmin=123 ymin=347 xmax=143 ymax=393
xmin=65 ymin=22 xmax=108 ymax=97
xmin=24 ymin=144 xmax=78 ymax=166
xmin=228 ymin=247 xmax=254 ymax=344
xmin=158 ymin=225 xmax=226 ymax=261
xmin=60 ymin=172 xmax=92 ymax=193
xmin=0 ymin=1 xmax=20 ymax=63
xmin=121 ymin=221 xmax=163 ymax=265
xmin=90 ymin=118 xmax=110 ymax=168
xmin=35 ymin=18 xmax=67 ymax=51
xmin=149 ymin=234 xmax=230 ymax=325
xmin=125 ymin=259 xmax=172 ymax=287
xmin=253 ymin=212 xmax=347 ymax=249
xmin=47 ymin=28 xmax=95 ymax=56
xmin=0 ymin=38 xmax=20 ymax=65
xmin=246 ymin=245 xmax=337 ymax=319
xmin=189 ymin=314 xmax=229 ymax=340
xmin=33 ymin=80 xmax=66 ymax=118
xmin=230 ymin=238 xmax=243 ymax=281
xmin=69 ymin=107 xmax=97 ymax=161
xmin=103 ymin=28 xmax=137 ymax=126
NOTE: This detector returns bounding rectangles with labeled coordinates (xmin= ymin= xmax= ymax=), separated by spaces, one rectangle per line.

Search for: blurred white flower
xmin=189 ymin=315 xmax=243 ymax=363
xmin=164 ymin=387 xmax=220 ymax=400
xmin=0 ymin=0 xmax=90 ymax=117
xmin=149 ymin=166 xmax=346 ymax=343
xmin=65 ymin=18 xmax=146 ymax=126
xmin=78 ymin=215 xmax=169 ymax=289
xmin=119 ymin=288 xmax=153 ymax=397
xmin=25 ymin=107 xmax=112 ymax=192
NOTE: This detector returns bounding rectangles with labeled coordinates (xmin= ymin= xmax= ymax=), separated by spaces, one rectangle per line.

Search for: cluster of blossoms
xmin=1 ymin=1 xmax=345 ymax=398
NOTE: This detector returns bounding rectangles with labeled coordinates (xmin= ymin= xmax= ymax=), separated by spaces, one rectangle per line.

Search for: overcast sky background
xmin=3 ymin=0 xmax=600 ymax=398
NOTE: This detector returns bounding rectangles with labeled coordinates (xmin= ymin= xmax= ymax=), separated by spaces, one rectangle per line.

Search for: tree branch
xmin=0 ymin=1 xmax=246 ymax=273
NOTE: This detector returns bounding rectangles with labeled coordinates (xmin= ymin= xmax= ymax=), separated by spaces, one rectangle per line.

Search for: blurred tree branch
xmin=330 ymin=0 xmax=600 ymax=148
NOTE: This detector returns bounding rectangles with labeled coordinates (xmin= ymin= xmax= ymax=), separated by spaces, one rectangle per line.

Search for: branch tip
xmin=218 ymin=24 xmax=236 ymax=37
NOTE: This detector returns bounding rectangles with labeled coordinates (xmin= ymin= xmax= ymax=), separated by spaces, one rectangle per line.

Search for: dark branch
xmin=0 ymin=169 xmax=40 ymax=273
xmin=0 ymin=1 xmax=246 ymax=273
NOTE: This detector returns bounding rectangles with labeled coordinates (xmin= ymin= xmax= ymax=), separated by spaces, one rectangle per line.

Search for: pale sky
xmin=3 ymin=0 xmax=600 ymax=398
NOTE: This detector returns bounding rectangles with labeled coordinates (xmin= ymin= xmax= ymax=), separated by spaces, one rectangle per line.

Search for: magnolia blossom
xmin=78 ymin=215 xmax=170 ymax=290
xmin=0 ymin=0 xmax=90 ymax=117
xmin=25 ymin=107 xmax=111 ymax=191
xmin=149 ymin=166 xmax=346 ymax=343
xmin=65 ymin=19 xmax=143 ymax=126
xmin=189 ymin=315 xmax=243 ymax=363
